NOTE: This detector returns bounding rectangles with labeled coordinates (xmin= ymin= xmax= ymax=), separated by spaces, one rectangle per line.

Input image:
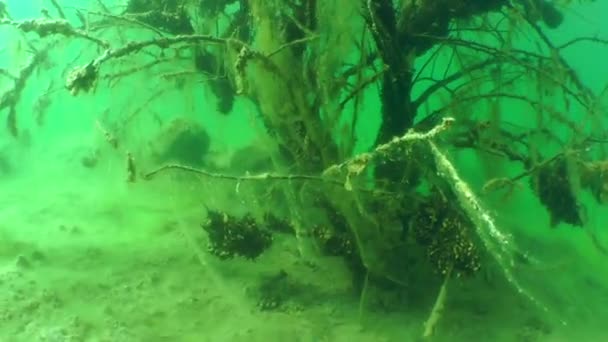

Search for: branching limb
xmin=1 ymin=18 xmax=109 ymax=48
xmin=523 ymin=17 xmax=595 ymax=102
xmin=88 ymin=10 xmax=167 ymax=36
xmin=65 ymin=34 xmax=231 ymax=94
xmin=412 ymin=58 xmax=501 ymax=110
xmin=65 ymin=33 xmax=301 ymax=96
xmin=412 ymin=34 xmax=592 ymax=109
xmin=0 ymin=49 xmax=50 ymax=137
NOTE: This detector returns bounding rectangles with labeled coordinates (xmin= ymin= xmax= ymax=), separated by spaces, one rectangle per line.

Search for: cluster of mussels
xmin=202 ymin=210 xmax=293 ymax=260
xmin=410 ymin=193 xmax=481 ymax=276
xmin=532 ymin=157 xmax=585 ymax=227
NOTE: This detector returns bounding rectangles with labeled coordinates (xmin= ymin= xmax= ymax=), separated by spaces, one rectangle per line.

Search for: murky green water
xmin=1 ymin=1 xmax=608 ymax=341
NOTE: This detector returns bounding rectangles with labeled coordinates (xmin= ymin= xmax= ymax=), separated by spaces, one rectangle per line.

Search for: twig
xmin=411 ymin=33 xmax=589 ymax=109
xmin=119 ymin=89 xmax=166 ymax=130
xmin=160 ymin=70 xmax=204 ymax=80
xmin=142 ymin=163 xmax=397 ymax=196
xmin=0 ymin=68 xmax=16 ymax=80
xmin=429 ymin=92 xmax=584 ymax=136
xmin=34 ymin=81 xmax=55 ymax=126
xmin=103 ymin=58 xmax=174 ymax=85
xmin=482 ymin=147 xmax=588 ymax=193
xmin=231 ymin=37 xmax=305 ymax=95
xmin=95 ymin=120 xmax=119 ymax=149
xmin=410 ymin=34 xmax=550 ymax=62
xmin=143 ymin=164 xmax=340 ymax=184
xmin=523 ymin=17 xmax=595 ymax=104
xmin=126 ymin=152 xmax=136 ymax=182
xmin=49 ymin=0 xmax=66 ymax=19
xmin=94 ymin=0 xmax=110 ymax=13
xmin=266 ymin=35 xmax=319 ymax=58
xmin=422 ymin=267 xmax=451 ymax=339
xmin=556 ymin=36 xmax=608 ymax=50
xmin=339 ymin=65 xmax=388 ymax=110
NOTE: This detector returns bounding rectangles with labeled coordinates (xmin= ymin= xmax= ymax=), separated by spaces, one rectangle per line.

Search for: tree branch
xmin=65 ymin=34 xmax=233 ymax=94
xmin=144 ymin=118 xmax=456 ymax=192
xmin=1 ymin=18 xmax=109 ymax=48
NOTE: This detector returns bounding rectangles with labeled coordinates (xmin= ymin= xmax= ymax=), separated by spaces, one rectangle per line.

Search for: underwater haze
xmin=1 ymin=1 xmax=608 ymax=341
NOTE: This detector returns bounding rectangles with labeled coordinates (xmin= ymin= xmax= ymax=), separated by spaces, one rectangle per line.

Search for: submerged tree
xmin=2 ymin=0 xmax=608 ymax=337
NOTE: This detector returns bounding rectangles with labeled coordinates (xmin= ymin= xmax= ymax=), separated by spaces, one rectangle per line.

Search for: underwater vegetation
xmin=1 ymin=0 xmax=608 ymax=340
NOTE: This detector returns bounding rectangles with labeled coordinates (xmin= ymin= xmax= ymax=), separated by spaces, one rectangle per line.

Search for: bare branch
xmin=144 ymin=164 xmax=343 ymax=185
